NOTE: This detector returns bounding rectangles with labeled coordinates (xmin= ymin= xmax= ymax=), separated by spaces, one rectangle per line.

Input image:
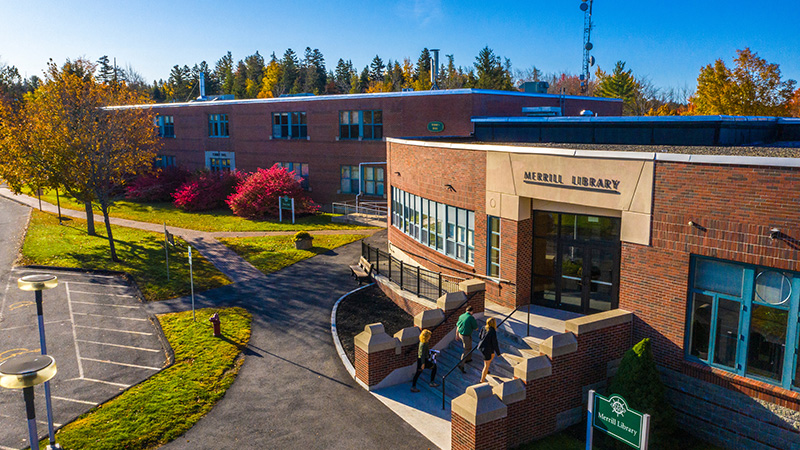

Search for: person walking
xmin=478 ymin=317 xmax=501 ymax=383
xmin=411 ymin=329 xmax=439 ymax=393
xmin=456 ymin=306 xmax=478 ymax=373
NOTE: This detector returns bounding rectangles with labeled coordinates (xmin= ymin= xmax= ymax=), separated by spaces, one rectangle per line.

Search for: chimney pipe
xmin=199 ymin=73 xmax=206 ymax=100
xmin=430 ymin=49 xmax=440 ymax=90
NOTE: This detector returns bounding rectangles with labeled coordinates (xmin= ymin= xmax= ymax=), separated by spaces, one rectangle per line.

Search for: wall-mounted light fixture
xmin=688 ymin=221 xmax=707 ymax=232
xmin=770 ymin=228 xmax=782 ymax=240
xmin=444 ymin=184 xmax=456 ymax=192
xmin=394 ymin=171 xmax=401 ymax=176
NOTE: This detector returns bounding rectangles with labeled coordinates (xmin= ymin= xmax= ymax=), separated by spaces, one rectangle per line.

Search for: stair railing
xmin=440 ymin=305 xmax=522 ymax=410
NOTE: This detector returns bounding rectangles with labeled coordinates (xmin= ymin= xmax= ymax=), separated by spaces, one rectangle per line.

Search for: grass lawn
xmin=20 ymin=210 xmax=231 ymax=301
xmin=219 ymin=234 xmax=369 ymax=275
xmin=28 ymin=189 xmax=377 ymax=232
xmin=44 ymin=307 xmax=252 ymax=450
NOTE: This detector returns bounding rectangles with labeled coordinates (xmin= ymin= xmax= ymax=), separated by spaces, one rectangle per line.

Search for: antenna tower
xmin=580 ymin=0 xmax=595 ymax=93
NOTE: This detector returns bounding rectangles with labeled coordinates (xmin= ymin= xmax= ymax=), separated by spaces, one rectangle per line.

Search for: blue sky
xmin=2 ymin=0 xmax=798 ymax=93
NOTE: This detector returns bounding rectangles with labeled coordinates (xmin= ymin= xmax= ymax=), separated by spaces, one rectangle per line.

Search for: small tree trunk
xmin=84 ymin=202 xmax=96 ymax=236
xmin=100 ymin=202 xmax=118 ymax=262
xmin=56 ymin=189 xmax=63 ymax=225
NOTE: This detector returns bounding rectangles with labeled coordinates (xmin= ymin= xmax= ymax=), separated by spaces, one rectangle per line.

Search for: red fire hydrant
xmin=209 ymin=313 xmax=221 ymax=337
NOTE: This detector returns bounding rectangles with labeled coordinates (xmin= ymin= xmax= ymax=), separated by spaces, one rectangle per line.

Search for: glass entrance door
xmin=532 ymin=211 xmax=620 ymax=315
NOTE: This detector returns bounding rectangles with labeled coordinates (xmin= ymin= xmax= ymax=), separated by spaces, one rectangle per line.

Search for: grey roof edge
xmin=386 ymin=138 xmax=800 ymax=167
xmin=106 ymin=88 xmax=622 ymax=110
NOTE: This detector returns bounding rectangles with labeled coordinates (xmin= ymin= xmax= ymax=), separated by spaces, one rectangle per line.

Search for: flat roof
xmin=107 ymin=88 xmax=622 ymax=110
xmin=386 ymin=138 xmax=800 ymax=168
xmin=472 ymin=115 xmax=799 ymax=124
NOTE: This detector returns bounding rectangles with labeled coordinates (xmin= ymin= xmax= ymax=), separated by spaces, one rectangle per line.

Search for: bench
xmin=349 ymin=256 xmax=374 ymax=285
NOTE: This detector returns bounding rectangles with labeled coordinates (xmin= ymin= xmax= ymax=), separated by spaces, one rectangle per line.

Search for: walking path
xmin=0 ymin=189 xmax=435 ymax=449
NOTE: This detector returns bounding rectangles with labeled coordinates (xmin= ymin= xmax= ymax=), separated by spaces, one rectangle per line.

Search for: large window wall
xmin=686 ymin=256 xmax=800 ymax=391
xmin=391 ymin=187 xmax=474 ymax=265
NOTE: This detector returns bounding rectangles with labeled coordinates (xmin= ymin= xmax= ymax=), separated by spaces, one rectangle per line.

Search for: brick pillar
xmin=354 ymin=323 xmax=400 ymax=388
xmin=451 ymin=383 xmax=508 ymax=450
xmin=489 ymin=377 xmax=527 ymax=449
xmin=459 ymin=279 xmax=485 ymax=314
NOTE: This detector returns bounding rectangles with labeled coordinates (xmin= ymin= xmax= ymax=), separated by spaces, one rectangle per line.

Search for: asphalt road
xmin=147 ymin=231 xmax=436 ymax=450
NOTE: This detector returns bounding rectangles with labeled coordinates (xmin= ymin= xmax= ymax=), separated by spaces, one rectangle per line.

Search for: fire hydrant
xmin=209 ymin=313 xmax=221 ymax=337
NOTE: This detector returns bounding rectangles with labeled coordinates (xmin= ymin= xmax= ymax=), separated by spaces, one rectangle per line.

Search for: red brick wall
xmin=451 ymin=413 xmax=508 ymax=450
xmin=354 ymin=344 xmax=417 ymax=387
xmin=374 ymin=277 xmax=433 ymax=317
xmin=512 ymin=322 xmax=631 ymax=444
xmin=620 ymin=162 xmax=800 ymax=373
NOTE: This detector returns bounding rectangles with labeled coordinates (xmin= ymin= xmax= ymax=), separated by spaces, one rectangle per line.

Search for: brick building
xmin=128 ymin=89 xmax=621 ymax=206
xmin=386 ymin=116 xmax=800 ymax=449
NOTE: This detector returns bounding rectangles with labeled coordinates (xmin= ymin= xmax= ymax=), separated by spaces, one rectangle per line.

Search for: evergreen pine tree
xmin=369 ymin=55 xmax=385 ymax=82
xmin=607 ymin=338 xmax=677 ymax=450
xmin=594 ymin=61 xmax=640 ymax=115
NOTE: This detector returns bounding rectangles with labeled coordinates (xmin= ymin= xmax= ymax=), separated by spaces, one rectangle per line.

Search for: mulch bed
xmin=336 ymin=283 xmax=414 ymax=363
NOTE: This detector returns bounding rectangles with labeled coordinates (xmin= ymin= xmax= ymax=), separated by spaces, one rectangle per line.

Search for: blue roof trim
xmin=471 ymin=115 xmax=783 ymax=124
xmin=107 ymin=88 xmax=622 ymax=110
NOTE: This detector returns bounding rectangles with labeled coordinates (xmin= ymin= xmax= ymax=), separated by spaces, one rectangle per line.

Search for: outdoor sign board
xmin=586 ymin=390 xmax=650 ymax=450
xmin=427 ymin=121 xmax=445 ymax=132
xmin=279 ymin=196 xmax=295 ymax=224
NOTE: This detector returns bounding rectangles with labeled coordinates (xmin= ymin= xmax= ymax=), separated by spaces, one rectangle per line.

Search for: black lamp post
xmin=18 ymin=274 xmax=60 ymax=449
xmin=0 ymin=354 xmax=58 ymax=450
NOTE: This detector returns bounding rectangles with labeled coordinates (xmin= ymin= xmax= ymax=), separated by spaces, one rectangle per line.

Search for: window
xmin=340 ymin=165 xmax=359 ymax=194
xmin=272 ymin=112 xmax=307 ymax=139
xmin=363 ymin=167 xmax=384 ymax=196
xmin=277 ymin=162 xmax=309 ymax=190
xmin=686 ymin=256 xmax=800 ymax=390
xmin=156 ymin=115 xmax=174 ymax=137
xmin=339 ymin=110 xmax=382 ymax=140
xmin=208 ymin=114 xmax=229 ymax=137
xmin=155 ymin=155 xmax=175 ymax=168
xmin=488 ymin=216 xmax=501 ymax=277
xmin=391 ymin=186 xmax=474 ymax=265
xmin=205 ymin=151 xmax=234 ymax=172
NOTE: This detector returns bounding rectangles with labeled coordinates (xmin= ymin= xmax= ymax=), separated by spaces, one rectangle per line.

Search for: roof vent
xmin=579 ymin=110 xmax=594 ymax=116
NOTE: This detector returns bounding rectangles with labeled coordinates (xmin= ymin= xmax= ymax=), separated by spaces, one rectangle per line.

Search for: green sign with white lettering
xmin=592 ymin=393 xmax=646 ymax=449
xmin=280 ymin=197 xmax=292 ymax=209
xmin=427 ymin=121 xmax=445 ymax=132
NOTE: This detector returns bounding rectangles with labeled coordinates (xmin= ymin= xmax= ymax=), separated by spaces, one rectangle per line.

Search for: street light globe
xmin=18 ymin=274 xmax=58 ymax=292
xmin=0 ymin=354 xmax=57 ymax=389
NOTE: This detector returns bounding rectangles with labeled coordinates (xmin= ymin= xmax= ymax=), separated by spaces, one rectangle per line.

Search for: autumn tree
xmin=689 ymin=48 xmax=796 ymax=116
xmin=2 ymin=59 xmax=160 ymax=261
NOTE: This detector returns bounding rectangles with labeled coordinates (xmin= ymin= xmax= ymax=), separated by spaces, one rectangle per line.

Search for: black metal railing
xmin=361 ymin=242 xmax=464 ymax=301
xmin=440 ymin=305 xmax=522 ymax=409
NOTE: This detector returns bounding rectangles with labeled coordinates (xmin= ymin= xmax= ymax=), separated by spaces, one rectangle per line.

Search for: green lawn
xmin=20 ymin=210 xmax=231 ymax=301
xmin=44 ymin=307 xmax=251 ymax=450
xmin=219 ymin=234 xmax=368 ymax=274
xmin=513 ymin=423 xmax=725 ymax=450
xmin=28 ymin=189 xmax=377 ymax=232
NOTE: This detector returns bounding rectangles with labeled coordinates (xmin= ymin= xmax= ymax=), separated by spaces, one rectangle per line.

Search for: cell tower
xmin=580 ymin=0 xmax=596 ymax=93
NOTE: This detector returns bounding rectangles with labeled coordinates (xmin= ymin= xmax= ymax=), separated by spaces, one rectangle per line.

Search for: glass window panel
xmin=374 ymin=110 xmax=382 ymax=124
xmin=746 ymin=304 xmax=788 ymax=381
xmin=363 ymin=110 xmax=373 ymax=124
xmin=533 ymin=276 xmax=557 ymax=306
xmin=376 ymin=168 xmax=384 ymax=181
xmin=712 ymin=298 xmax=740 ymax=368
xmin=340 ymin=111 xmax=349 ymax=124
xmin=363 ymin=126 xmax=374 ymax=140
xmin=755 ymin=271 xmax=792 ymax=306
xmin=365 ymin=167 xmax=374 ymax=180
xmin=534 ymin=212 xmax=558 ymax=237
xmin=350 ymin=111 xmax=359 ymax=123
xmin=300 ymin=112 xmax=307 ymax=124
xmin=694 ymin=259 xmax=744 ymax=297
xmin=374 ymin=125 xmax=383 ymax=140
xmin=795 ymin=332 xmax=800 ymax=389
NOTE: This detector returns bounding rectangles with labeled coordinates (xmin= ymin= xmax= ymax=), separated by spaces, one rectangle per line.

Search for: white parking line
xmin=0 ymin=413 xmax=61 ymax=428
xmin=71 ymin=301 xmax=139 ymax=309
xmin=65 ymin=283 xmax=85 ymax=379
xmin=0 ymin=320 xmax=63 ymax=331
xmin=77 ymin=339 xmax=161 ymax=352
xmin=74 ymin=325 xmax=153 ymax=335
xmin=64 ymin=281 xmax=127 ymax=287
xmin=13 ymin=270 xmax=118 ymax=280
xmin=69 ymin=290 xmax=135 ymax=298
xmin=50 ymin=395 xmax=97 ymax=406
xmin=78 ymin=377 xmax=130 ymax=388
xmin=73 ymin=312 xmax=147 ymax=321
xmin=81 ymin=357 xmax=161 ymax=371
xmin=0 ymin=275 xmax=12 ymax=323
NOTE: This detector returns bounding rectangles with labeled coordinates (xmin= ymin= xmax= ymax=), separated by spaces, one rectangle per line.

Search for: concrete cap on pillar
xmin=436 ymin=291 xmax=467 ymax=312
xmin=514 ymin=354 xmax=553 ymax=382
xmin=451 ymin=382 xmax=508 ymax=426
xmin=539 ymin=332 xmax=578 ymax=358
xmin=393 ymin=327 xmax=421 ymax=347
xmin=459 ymin=279 xmax=485 ymax=294
xmin=414 ymin=309 xmax=445 ymax=329
xmin=354 ymin=323 xmax=399 ymax=354
xmin=491 ymin=378 xmax=526 ymax=405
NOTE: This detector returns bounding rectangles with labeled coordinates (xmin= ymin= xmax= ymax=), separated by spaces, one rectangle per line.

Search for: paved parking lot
xmin=0 ymin=268 xmax=166 ymax=450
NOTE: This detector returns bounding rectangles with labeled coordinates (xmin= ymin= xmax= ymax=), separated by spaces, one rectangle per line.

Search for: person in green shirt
xmin=456 ymin=306 xmax=478 ymax=373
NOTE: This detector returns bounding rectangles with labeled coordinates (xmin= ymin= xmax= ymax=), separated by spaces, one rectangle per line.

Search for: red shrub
xmin=226 ymin=165 xmax=320 ymax=219
xmin=172 ymin=170 xmax=244 ymax=211
xmin=126 ymin=166 xmax=191 ymax=202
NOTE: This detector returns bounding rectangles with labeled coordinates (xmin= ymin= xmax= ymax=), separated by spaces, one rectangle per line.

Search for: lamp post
xmin=18 ymin=274 xmax=60 ymax=450
xmin=0 ymin=354 xmax=58 ymax=450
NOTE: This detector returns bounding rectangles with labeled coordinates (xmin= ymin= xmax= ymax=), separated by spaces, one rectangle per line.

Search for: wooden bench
xmin=349 ymin=256 xmax=374 ymax=285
